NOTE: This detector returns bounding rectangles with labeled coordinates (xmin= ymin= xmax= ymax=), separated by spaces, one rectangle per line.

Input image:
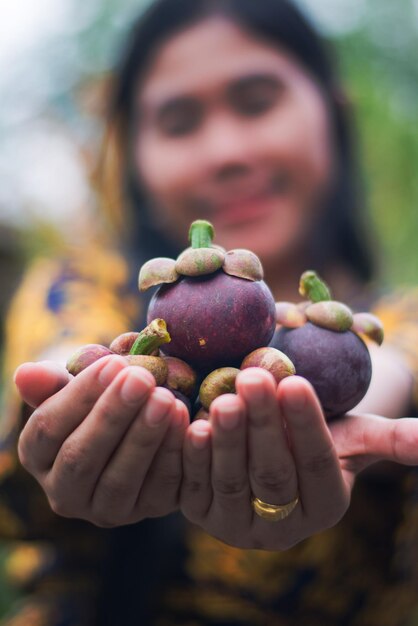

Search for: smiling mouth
xmin=190 ymin=170 xmax=292 ymax=218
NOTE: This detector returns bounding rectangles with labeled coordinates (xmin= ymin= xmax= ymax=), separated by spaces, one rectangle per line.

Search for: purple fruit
xmin=163 ymin=356 xmax=197 ymax=398
xmin=165 ymin=388 xmax=192 ymax=417
xmin=147 ymin=270 xmax=276 ymax=372
xmin=125 ymin=354 xmax=168 ymax=386
xmin=271 ymin=322 xmax=372 ymax=419
xmin=109 ymin=332 xmax=140 ymax=355
xmin=66 ymin=344 xmax=114 ymax=376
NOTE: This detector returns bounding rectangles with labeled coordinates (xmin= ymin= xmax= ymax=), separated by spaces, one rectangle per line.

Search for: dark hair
xmin=102 ymin=0 xmax=376 ymax=283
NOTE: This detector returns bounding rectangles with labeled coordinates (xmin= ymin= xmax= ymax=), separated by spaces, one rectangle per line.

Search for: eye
xmin=230 ymin=75 xmax=284 ymax=117
xmin=156 ymin=98 xmax=203 ymax=137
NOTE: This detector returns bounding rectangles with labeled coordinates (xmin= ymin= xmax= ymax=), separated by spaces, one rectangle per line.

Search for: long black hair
xmin=100 ymin=0 xmax=376 ymax=283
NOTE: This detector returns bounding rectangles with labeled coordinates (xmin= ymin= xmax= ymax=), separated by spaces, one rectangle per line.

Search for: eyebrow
xmin=140 ymin=71 xmax=284 ymax=119
xmin=229 ymin=72 xmax=283 ymax=91
xmin=157 ymin=95 xmax=198 ymax=116
xmin=227 ymin=72 xmax=284 ymax=99
xmin=139 ymin=95 xmax=199 ymax=127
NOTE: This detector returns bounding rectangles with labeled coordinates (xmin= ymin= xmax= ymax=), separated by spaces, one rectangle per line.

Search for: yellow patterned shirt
xmin=1 ymin=246 xmax=418 ymax=626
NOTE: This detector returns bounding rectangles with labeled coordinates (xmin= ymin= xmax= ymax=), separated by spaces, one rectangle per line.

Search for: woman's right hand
xmin=15 ymin=355 xmax=189 ymax=527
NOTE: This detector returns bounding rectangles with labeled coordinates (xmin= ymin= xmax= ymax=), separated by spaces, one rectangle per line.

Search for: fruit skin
xmin=147 ymin=270 xmax=276 ymax=372
xmin=66 ymin=344 xmax=114 ymax=376
xmin=241 ymin=347 xmax=295 ymax=383
xmin=163 ymin=356 xmax=197 ymax=398
xmin=166 ymin=388 xmax=192 ymax=417
xmin=271 ymin=322 xmax=372 ymax=419
xmin=199 ymin=367 xmax=240 ymax=410
xmin=125 ymin=355 xmax=168 ymax=386
xmin=109 ymin=332 xmax=139 ymax=355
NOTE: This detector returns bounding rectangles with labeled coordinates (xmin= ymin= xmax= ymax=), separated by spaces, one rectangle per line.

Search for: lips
xmin=203 ymin=171 xmax=292 ymax=227
xmin=214 ymin=193 xmax=275 ymax=227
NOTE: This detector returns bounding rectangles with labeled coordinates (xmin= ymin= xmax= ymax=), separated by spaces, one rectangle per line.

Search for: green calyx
xmin=129 ymin=319 xmax=171 ymax=355
xmin=175 ymin=247 xmax=225 ymax=276
xmin=189 ymin=220 xmax=215 ymax=249
xmin=299 ymin=270 xmax=331 ymax=303
xmin=305 ymin=301 xmax=353 ymax=332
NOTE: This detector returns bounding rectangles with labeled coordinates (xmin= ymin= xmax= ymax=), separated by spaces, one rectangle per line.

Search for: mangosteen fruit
xmin=141 ymin=220 xmax=276 ymax=372
xmin=66 ymin=319 xmax=171 ymax=383
xmin=66 ymin=320 xmax=197 ymax=407
xmin=271 ymin=270 xmax=384 ymax=419
xmin=66 ymin=344 xmax=114 ymax=377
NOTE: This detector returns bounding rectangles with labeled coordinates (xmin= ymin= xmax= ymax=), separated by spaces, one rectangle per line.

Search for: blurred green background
xmin=0 ymin=0 xmax=417 ymax=620
xmin=337 ymin=2 xmax=418 ymax=288
xmin=0 ymin=0 xmax=417 ymax=294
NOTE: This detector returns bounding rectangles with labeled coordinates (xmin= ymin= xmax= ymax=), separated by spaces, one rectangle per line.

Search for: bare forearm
xmin=353 ymin=344 xmax=414 ymax=418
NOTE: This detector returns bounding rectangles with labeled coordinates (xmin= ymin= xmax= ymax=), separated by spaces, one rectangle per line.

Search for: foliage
xmin=335 ymin=11 xmax=418 ymax=286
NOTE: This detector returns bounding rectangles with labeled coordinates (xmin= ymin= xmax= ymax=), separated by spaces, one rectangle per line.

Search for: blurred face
xmin=133 ymin=16 xmax=335 ymax=267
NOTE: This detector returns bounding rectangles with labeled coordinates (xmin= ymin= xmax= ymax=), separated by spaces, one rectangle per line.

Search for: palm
xmin=181 ymin=372 xmax=418 ymax=551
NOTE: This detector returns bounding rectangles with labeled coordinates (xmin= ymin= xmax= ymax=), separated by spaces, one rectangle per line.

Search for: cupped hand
xmin=15 ymin=355 xmax=189 ymax=527
xmin=181 ymin=368 xmax=418 ymax=550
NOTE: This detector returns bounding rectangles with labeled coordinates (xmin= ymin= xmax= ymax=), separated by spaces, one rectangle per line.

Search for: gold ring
xmin=251 ymin=495 xmax=299 ymax=522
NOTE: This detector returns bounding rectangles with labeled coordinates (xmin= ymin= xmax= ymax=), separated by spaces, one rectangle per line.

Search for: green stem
xmin=189 ymin=220 xmax=215 ymax=249
xmin=129 ymin=319 xmax=171 ymax=355
xmin=299 ymin=270 xmax=331 ymax=303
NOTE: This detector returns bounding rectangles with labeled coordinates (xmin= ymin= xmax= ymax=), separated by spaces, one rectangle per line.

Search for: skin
xmin=15 ymin=17 xmax=417 ymax=547
xmin=16 ymin=357 xmax=418 ymax=549
xmin=134 ymin=17 xmax=334 ymax=296
xmin=16 ymin=357 xmax=189 ymax=527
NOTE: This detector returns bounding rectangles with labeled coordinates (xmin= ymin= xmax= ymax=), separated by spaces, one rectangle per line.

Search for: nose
xmin=199 ymin=112 xmax=253 ymax=182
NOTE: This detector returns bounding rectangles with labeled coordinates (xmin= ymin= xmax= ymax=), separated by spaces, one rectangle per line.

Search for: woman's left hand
xmin=180 ymin=368 xmax=418 ymax=550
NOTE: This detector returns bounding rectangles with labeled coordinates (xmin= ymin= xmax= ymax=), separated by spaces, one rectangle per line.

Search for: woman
xmin=3 ymin=0 xmax=418 ymax=624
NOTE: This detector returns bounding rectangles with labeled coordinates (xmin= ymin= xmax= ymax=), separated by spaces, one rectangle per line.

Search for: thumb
xmin=14 ymin=361 xmax=72 ymax=408
xmin=332 ymin=412 xmax=418 ymax=469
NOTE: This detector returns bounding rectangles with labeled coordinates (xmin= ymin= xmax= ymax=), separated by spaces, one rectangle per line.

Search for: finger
xmin=14 ymin=361 xmax=72 ymax=408
xmin=236 ymin=368 xmax=299 ymax=509
xmin=46 ymin=366 xmax=156 ymax=515
xmin=278 ymin=376 xmax=349 ymax=524
xmin=90 ymin=386 xmax=176 ymax=525
xmin=181 ymin=419 xmax=212 ymax=523
xmin=209 ymin=393 xmax=252 ymax=537
xmin=333 ymin=413 xmax=418 ymax=467
xmin=18 ymin=355 xmax=129 ymax=474
xmin=133 ymin=398 xmax=189 ymax=519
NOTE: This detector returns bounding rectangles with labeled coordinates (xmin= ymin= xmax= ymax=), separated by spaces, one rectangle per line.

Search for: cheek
xmin=298 ymin=99 xmax=334 ymax=195
xmin=245 ymin=98 xmax=334 ymax=261
xmin=135 ymin=134 xmax=197 ymax=207
xmin=260 ymin=92 xmax=334 ymax=200
xmin=134 ymin=133 xmax=204 ymax=244
xmin=290 ymin=93 xmax=334 ymax=198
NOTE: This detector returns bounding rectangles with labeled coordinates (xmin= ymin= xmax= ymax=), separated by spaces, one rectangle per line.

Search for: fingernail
xmin=39 ymin=360 xmax=70 ymax=379
xmin=143 ymin=390 xmax=173 ymax=427
xmin=216 ymin=404 xmax=241 ymax=430
xmin=171 ymin=400 xmax=186 ymax=428
xmin=191 ymin=421 xmax=211 ymax=449
xmin=120 ymin=370 xmax=153 ymax=404
xmin=13 ymin=363 xmax=33 ymax=384
xmin=284 ymin=387 xmax=306 ymax=412
xmin=14 ymin=361 xmax=64 ymax=385
xmin=242 ymin=380 xmax=265 ymax=404
xmin=98 ymin=358 xmax=125 ymax=387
